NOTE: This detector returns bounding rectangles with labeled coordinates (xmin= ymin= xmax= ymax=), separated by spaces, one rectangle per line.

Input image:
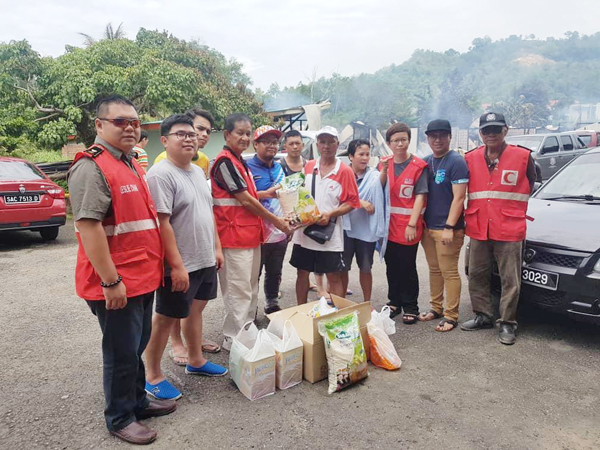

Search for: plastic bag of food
xmin=309 ymin=296 xmax=338 ymax=318
xmin=229 ymin=322 xmax=276 ymax=400
xmin=277 ymin=173 xmax=320 ymax=227
xmin=318 ymin=311 xmax=368 ymax=394
xmin=367 ymin=306 xmax=402 ymax=371
xmin=266 ymin=319 xmax=304 ymax=390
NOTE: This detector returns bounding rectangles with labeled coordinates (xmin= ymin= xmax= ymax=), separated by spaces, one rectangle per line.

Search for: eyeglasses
xmin=97 ymin=118 xmax=141 ymax=128
xmin=195 ymin=125 xmax=212 ymax=135
xmin=167 ymin=131 xmax=199 ymax=140
xmin=257 ymin=140 xmax=279 ymax=147
xmin=481 ymin=126 xmax=504 ymax=135
xmin=390 ymin=138 xmax=409 ymax=145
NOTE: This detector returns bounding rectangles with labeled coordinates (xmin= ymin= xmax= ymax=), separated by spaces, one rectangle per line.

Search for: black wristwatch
xmin=444 ymin=224 xmax=455 ymax=230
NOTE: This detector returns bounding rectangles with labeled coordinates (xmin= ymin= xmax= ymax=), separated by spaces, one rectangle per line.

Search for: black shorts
xmin=155 ymin=266 xmax=218 ymax=319
xmin=289 ymin=244 xmax=345 ymax=274
xmin=342 ymin=234 xmax=377 ymax=273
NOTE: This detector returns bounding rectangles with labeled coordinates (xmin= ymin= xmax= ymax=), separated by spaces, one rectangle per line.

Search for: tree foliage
xmin=0 ymin=29 xmax=269 ymax=150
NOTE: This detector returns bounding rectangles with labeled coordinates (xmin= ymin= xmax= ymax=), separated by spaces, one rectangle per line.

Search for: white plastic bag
xmin=367 ymin=307 xmax=402 ymax=371
xmin=229 ymin=322 xmax=276 ymax=400
xmin=267 ymin=319 xmax=304 ymax=390
xmin=309 ymin=296 xmax=338 ymax=318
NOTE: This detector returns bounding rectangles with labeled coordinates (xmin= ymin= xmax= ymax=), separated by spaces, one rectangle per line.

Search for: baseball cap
xmin=479 ymin=112 xmax=507 ymax=129
xmin=425 ymin=119 xmax=452 ymax=135
xmin=316 ymin=126 xmax=339 ymax=139
xmin=253 ymin=125 xmax=282 ymax=141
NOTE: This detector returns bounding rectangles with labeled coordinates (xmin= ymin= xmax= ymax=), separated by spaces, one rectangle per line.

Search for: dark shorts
xmin=342 ymin=234 xmax=376 ymax=273
xmin=155 ymin=266 xmax=218 ymax=319
xmin=289 ymin=244 xmax=345 ymax=274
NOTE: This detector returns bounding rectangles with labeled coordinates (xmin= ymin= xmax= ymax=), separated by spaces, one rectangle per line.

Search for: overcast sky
xmin=2 ymin=0 xmax=599 ymax=90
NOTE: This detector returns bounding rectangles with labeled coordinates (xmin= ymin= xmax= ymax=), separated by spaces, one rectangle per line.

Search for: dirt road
xmin=1 ymin=223 xmax=599 ymax=449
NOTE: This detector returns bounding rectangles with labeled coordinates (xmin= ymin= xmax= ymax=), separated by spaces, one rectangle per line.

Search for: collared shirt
xmin=246 ymin=155 xmax=286 ymax=243
xmin=211 ymin=146 xmax=249 ymax=194
xmin=68 ymin=137 xmax=138 ymax=221
xmin=292 ymin=157 xmax=360 ymax=252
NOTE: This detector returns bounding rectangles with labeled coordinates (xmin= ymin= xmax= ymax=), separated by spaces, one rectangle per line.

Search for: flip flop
xmin=435 ymin=318 xmax=458 ymax=332
xmin=419 ymin=310 xmax=442 ymax=322
xmin=168 ymin=350 xmax=188 ymax=367
xmin=202 ymin=340 xmax=221 ymax=354
xmin=309 ymin=284 xmax=318 ymax=292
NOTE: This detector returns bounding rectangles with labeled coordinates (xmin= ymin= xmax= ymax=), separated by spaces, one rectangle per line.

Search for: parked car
xmin=575 ymin=130 xmax=600 ymax=148
xmin=0 ymin=156 xmax=67 ymax=240
xmin=506 ymin=132 xmax=588 ymax=181
xmin=466 ymin=147 xmax=600 ymax=325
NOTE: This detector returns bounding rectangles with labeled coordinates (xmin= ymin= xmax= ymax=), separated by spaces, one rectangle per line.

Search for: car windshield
xmin=505 ymin=136 xmax=544 ymax=152
xmin=578 ymin=135 xmax=592 ymax=147
xmin=535 ymin=152 xmax=600 ymax=200
xmin=0 ymin=160 xmax=45 ymax=181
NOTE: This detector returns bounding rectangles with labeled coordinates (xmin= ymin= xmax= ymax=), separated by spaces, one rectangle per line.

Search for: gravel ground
xmin=1 ymin=222 xmax=599 ymax=450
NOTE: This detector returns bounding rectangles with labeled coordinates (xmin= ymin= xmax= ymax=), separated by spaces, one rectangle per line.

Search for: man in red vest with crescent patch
xmin=211 ymin=113 xmax=291 ymax=351
xmin=68 ymin=95 xmax=176 ymax=445
xmin=460 ymin=112 xmax=536 ymax=345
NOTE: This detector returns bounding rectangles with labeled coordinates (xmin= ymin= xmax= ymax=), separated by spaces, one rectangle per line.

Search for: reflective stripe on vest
xmin=213 ymin=198 xmax=242 ymax=206
xmin=467 ymin=191 xmax=529 ymax=202
xmin=75 ymin=218 xmax=158 ymax=236
xmin=390 ymin=206 xmax=426 ymax=215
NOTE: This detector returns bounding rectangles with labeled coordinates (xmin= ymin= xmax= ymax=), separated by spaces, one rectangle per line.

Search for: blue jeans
xmin=87 ymin=292 xmax=154 ymax=431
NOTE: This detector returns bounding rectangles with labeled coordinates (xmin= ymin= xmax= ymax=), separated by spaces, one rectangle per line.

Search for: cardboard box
xmin=268 ymin=295 xmax=371 ymax=383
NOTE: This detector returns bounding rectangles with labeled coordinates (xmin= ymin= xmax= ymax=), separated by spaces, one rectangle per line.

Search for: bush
xmin=0 ymin=136 xmax=64 ymax=163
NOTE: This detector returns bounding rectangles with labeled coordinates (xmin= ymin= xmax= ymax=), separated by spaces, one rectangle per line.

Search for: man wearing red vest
xmin=211 ymin=113 xmax=291 ymax=350
xmin=460 ymin=112 xmax=536 ymax=345
xmin=68 ymin=95 xmax=175 ymax=445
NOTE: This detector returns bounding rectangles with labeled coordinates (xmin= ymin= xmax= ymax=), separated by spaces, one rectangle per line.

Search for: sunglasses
xmin=97 ymin=118 xmax=141 ymax=128
xmin=481 ymin=126 xmax=504 ymax=135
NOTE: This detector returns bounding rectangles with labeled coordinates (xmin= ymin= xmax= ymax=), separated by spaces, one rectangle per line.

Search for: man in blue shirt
xmin=419 ymin=119 xmax=469 ymax=332
xmin=246 ymin=126 xmax=287 ymax=314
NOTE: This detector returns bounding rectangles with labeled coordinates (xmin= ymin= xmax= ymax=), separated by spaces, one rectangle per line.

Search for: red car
xmin=0 ymin=156 xmax=67 ymax=240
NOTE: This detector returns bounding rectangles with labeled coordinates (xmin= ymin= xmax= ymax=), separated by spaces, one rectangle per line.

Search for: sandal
xmin=168 ymin=350 xmax=188 ymax=367
xmin=419 ymin=309 xmax=442 ymax=322
xmin=389 ymin=306 xmax=402 ymax=319
xmin=402 ymin=314 xmax=418 ymax=325
xmin=435 ymin=318 xmax=458 ymax=332
xmin=202 ymin=340 xmax=221 ymax=354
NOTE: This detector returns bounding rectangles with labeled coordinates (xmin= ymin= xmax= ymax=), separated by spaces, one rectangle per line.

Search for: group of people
xmin=68 ymin=94 xmax=534 ymax=445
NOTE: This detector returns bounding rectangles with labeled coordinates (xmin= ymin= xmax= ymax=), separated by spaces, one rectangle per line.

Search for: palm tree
xmin=79 ymin=22 xmax=125 ymax=46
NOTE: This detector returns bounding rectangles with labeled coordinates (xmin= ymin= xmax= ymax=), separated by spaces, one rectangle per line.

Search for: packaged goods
xmin=229 ymin=322 xmax=276 ymax=400
xmin=309 ymin=296 xmax=339 ymax=318
xmin=266 ymin=319 xmax=304 ymax=390
xmin=318 ymin=311 xmax=368 ymax=394
xmin=277 ymin=173 xmax=320 ymax=227
xmin=367 ymin=306 xmax=402 ymax=371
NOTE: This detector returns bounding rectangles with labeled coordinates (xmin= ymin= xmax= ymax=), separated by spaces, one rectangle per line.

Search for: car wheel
xmin=39 ymin=227 xmax=59 ymax=241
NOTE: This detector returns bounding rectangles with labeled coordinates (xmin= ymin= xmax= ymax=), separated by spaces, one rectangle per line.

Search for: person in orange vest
xmin=460 ymin=112 xmax=536 ymax=345
xmin=379 ymin=123 xmax=429 ymax=324
xmin=210 ymin=114 xmax=291 ymax=350
xmin=67 ymin=95 xmax=175 ymax=445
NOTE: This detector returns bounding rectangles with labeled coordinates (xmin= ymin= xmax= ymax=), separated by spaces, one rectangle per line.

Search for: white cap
xmin=316 ymin=126 xmax=338 ymax=138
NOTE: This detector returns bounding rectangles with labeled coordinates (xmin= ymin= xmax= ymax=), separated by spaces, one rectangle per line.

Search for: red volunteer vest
xmin=464 ymin=144 xmax=530 ymax=242
xmin=73 ymin=145 xmax=163 ymax=300
xmin=387 ymin=155 xmax=428 ymax=245
xmin=211 ymin=148 xmax=263 ymax=248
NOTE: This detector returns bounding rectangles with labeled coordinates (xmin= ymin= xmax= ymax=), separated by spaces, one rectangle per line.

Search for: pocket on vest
xmin=111 ymin=247 xmax=149 ymax=267
xmin=500 ymin=209 xmax=526 ymax=239
xmin=464 ymin=206 xmax=480 ymax=233
xmin=236 ymin=216 xmax=260 ymax=227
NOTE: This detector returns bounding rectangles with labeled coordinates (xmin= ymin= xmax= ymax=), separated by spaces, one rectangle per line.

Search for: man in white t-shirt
xmin=143 ymin=114 xmax=227 ymax=402
xmin=290 ymin=126 xmax=361 ymax=304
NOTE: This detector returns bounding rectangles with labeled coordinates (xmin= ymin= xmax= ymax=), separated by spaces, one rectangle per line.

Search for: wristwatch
xmin=444 ymin=224 xmax=455 ymax=230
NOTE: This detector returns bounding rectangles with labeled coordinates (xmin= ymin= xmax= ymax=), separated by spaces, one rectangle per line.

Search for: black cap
xmin=479 ymin=112 xmax=507 ymax=129
xmin=425 ymin=119 xmax=452 ymax=135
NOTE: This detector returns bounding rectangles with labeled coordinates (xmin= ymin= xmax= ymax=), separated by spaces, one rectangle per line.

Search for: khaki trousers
xmin=421 ymin=228 xmax=465 ymax=322
xmin=468 ymin=238 xmax=523 ymax=324
xmin=219 ymin=246 xmax=261 ymax=341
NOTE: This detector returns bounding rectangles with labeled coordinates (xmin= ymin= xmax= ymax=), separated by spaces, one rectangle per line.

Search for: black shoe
xmin=498 ymin=323 xmax=516 ymax=345
xmin=389 ymin=306 xmax=402 ymax=319
xmin=264 ymin=304 xmax=282 ymax=315
xmin=460 ymin=314 xmax=493 ymax=331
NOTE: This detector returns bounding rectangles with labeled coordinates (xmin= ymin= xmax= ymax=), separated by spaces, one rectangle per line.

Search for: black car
xmin=521 ymin=147 xmax=600 ymax=324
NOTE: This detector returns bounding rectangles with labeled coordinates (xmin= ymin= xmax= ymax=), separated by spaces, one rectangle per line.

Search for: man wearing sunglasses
xmin=461 ymin=112 xmax=536 ymax=345
xmin=68 ymin=95 xmax=175 ymax=445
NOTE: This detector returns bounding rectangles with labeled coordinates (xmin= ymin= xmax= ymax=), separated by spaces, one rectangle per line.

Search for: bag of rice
xmin=277 ymin=173 xmax=320 ymax=228
xmin=318 ymin=311 xmax=368 ymax=394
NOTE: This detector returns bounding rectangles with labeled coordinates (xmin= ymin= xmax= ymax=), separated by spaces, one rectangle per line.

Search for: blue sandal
xmin=145 ymin=379 xmax=182 ymax=401
xmin=185 ymin=361 xmax=228 ymax=377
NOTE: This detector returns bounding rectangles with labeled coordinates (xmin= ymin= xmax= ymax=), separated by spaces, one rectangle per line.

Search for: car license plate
xmin=4 ymin=194 xmax=41 ymax=204
xmin=522 ymin=267 xmax=559 ymax=291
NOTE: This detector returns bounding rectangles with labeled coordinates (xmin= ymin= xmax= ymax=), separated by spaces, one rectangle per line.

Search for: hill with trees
xmin=260 ymin=32 xmax=600 ymax=131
